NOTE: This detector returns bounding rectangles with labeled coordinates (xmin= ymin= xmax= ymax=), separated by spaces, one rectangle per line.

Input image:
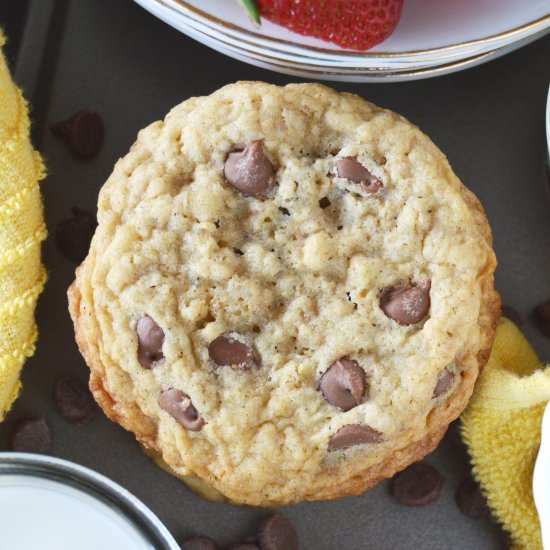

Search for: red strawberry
xmin=243 ymin=0 xmax=404 ymax=51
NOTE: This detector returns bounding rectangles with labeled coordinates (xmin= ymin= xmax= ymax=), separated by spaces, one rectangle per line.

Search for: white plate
xmin=533 ymin=402 xmax=550 ymax=548
xmin=177 ymin=0 xmax=549 ymax=53
xmin=134 ymin=0 xmax=550 ymax=81
xmin=175 ymin=18 xmax=501 ymax=80
xmin=171 ymin=0 xmax=550 ymax=60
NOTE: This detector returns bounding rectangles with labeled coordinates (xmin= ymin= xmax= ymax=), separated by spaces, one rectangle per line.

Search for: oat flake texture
xmin=68 ymin=82 xmax=499 ymax=505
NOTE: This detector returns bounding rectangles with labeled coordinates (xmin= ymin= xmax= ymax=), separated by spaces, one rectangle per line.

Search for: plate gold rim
xmin=176 ymin=22 xmax=503 ymax=79
xmin=161 ymin=0 xmax=550 ymax=59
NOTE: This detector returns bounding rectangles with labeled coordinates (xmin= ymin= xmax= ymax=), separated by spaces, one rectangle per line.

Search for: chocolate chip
xmin=136 ymin=315 xmax=165 ymax=369
xmin=444 ymin=419 xmax=466 ymax=449
xmin=53 ymin=377 xmax=96 ymax=423
xmin=501 ymin=305 xmax=522 ymax=327
xmin=391 ymin=462 xmax=444 ymax=507
xmin=361 ymin=180 xmax=382 ymax=194
xmin=55 ymin=207 xmax=97 ymax=263
xmin=224 ymin=141 xmax=275 ymax=198
xmin=334 ymin=157 xmax=382 ymax=194
xmin=257 ymin=514 xmax=299 ymax=550
xmin=536 ymin=323 xmax=550 ymax=338
xmin=318 ymin=197 xmax=331 ymax=209
xmin=328 ymin=424 xmax=382 ymax=450
xmin=278 ymin=207 xmax=290 ymax=216
xmin=334 ymin=157 xmax=368 ymax=181
xmin=380 ymin=280 xmax=431 ymax=325
xmin=456 ymin=477 xmax=490 ymax=519
xmin=158 ymin=389 xmax=204 ymax=431
xmin=233 ymin=248 xmax=244 ymax=256
xmin=320 ymin=358 xmax=366 ymax=411
xmin=208 ymin=332 xmax=259 ymax=369
xmin=535 ymin=300 xmax=550 ymax=320
xmin=50 ymin=110 xmax=104 ymax=159
xmin=433 ymin=367 xmax=455 ymax=398
xmin=534 ymin=300 xmax=550 ymax=338
xmin=9 ymin=417 xmax=52 ymax=453
xmin=500 ymin=531 xmax=513 ymax=550
xmin=181 ymin=536 xmax=218 ymax=550
xmin=228 ymin=535 xmax=259 ymax=549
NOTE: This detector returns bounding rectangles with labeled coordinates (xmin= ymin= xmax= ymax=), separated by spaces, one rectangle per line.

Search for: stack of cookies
xmin=69 ymin=82 xmax=499 ymax=506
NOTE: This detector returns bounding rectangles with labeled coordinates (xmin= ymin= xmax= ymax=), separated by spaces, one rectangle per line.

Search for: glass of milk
xmin=0 ymin=453 xmax=179 ymax=550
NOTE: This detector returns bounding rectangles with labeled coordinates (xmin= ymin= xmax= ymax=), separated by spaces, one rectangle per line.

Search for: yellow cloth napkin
xmin=462 ymin=318 xmax=550 ymax=550
xmin=0 ymin=33 xmax=47 ymax=420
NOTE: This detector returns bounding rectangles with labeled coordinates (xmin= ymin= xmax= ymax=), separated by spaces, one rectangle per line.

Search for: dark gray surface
xmin=2 ymin=0 xmax=550 ymax=548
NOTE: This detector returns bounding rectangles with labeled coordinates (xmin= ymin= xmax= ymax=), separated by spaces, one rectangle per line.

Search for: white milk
xmin=0 ymin=475 xmax=154 ymax=550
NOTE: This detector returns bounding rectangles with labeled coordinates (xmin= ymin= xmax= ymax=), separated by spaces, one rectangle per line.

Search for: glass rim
xmin=0 ymin=453 xmax=179 ymax=550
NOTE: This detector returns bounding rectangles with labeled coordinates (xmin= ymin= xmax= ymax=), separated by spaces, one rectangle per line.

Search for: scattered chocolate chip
xmin=501 ymin=305 xmax=522 ymax=327
xmin=278 ymin=207 xmax=290 ymax=216
xmin=391 ymin=462 xmax=444 ymax=507
xmin=136 ymin=315 xmax=165 ymax=369
xmin=535 ymin=300 xmax=550 ymax=320
xmin=53 ymin=377 xmax=96 ymax=423
xmin=9 ymin=417 xmax=52 ymax=453
xmin=158 ymin=389 xmax=204 ymax=431
xmin=336 ymin=225 xmax=343 ymax=231
xmin=233 ymin=248 xmax=244 ymax=256
xmin=181 ymin=536 xmax=218 ymax=550
xmin=318 ymin=197 xmax=331 ymax=209
xmin=456 ymin=477 xmax=490 ymax=519
xmin=208 ymin=332 xmax=259 ymax=369
xmin=334 ymin=157 xmax=382 ymax=194
xmin=433 ymin=367 xmax=455 ymax=398
xmin=536 ymin=323 xmax=550 ymax=338
xmin=320 ymin=358 xmax=366 ymax=411
xmin=534 ymin=300 xmax=550 ymax=338
xmin=224 ymin=141 xmax=275 ymax=198
xmin=50 ymin=110 xmax=104 ymax=159
xmin=380 ymin=280 xmax=431 ymax=325
xmin=227 ymin=534 xmax=259 ymax=550
xmin=498 ymin=529 xmax=513 ymax=550
xmin=444 ymin=419 xmax=466 ymax=448
xmin=55 ymin=207 xmax=97 ymax=263
xmin=257 ymin=514 xmax=299 ymax=550
xmin=214 ymin=220 xmax=221 ymax=228
xmin=328 ymin=424 xmax=382 ymax=450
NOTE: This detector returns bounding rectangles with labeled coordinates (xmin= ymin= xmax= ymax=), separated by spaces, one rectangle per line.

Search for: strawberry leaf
xmin=237 ymin=0 xmax=260 ymax=26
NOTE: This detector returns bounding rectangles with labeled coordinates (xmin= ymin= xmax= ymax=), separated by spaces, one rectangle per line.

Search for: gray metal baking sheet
xmin=2 ymin=1 xmax=550 ymax=548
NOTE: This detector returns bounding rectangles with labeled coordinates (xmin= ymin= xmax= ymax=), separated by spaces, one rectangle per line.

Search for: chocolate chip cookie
xmin=68 ymin=82 xmax=499 ymax=505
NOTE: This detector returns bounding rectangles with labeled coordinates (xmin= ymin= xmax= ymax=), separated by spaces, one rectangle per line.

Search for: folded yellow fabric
xmin=0 ymin=33 xmax=47 ymax=420
xmin=462 ymin=318 xmax=550 ymax=550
